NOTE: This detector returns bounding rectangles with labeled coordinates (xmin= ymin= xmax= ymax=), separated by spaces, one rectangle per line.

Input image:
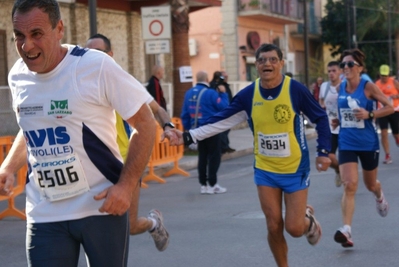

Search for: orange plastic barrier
xmin=0 ymin=136 xmax=27 ymax=220
xmin=142 ymin=117 xmax=190 ymax=186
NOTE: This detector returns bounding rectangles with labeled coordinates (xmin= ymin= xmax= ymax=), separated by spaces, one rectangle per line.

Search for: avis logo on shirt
xmin=48 ymin=100 xmax=72 ymax=118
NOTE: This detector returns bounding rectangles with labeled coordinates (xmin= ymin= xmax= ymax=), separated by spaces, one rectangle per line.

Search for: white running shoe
xmin=200 ymin=185 xmax=208 ymax=194
xmin=207 ymin=184 xmax=227 ymax=194
xmin=376 ymin=192 xmax=389 ymax=217
xmin=148 ymin=209 xmax=169 ymax=251
xmin=334 ymin=227 xmax=353 ymax=247
xmin=335 ymin=173 xmax=342 ymax=187
xmin=305 ymin=205 xmax=322 ymax=245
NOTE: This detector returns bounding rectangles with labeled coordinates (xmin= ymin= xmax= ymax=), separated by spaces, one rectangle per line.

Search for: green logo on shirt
xmin=48 ymin=100 xmax=72 ymax=118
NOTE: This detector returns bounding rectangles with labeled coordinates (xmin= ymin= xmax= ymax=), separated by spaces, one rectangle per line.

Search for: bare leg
xmin=380 ymin=129 xmax=389 ymax=155
xmin=258 ymin=186 xmax=288 ymax=267
xmin=129 ymin=183 xmax=153 ymax=235
xmin=340 ymin=162 xmax=359 ymax=225
xmin=329 ymin=153 xmax=339 ymax=173
xmin=284 ymin=188 xmax=310 ymax=237
xmin=362 ymin=168 xmax=381 ymax=198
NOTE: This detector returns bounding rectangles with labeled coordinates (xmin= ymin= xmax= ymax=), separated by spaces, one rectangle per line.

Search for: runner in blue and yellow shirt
xmin=168 ymin=43 xmax=331 ymax=267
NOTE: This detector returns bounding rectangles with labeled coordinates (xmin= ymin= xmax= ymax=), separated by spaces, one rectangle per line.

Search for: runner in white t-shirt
xmin=0 ymin=1 xmax=165 ymax=266
xmin=319 ymin=61 xmax=342 ymax=187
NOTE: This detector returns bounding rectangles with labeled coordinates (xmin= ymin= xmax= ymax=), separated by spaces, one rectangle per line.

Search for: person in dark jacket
xmin=147 ymin=65 xmax=167 ymax=110
xmin=210 ymin=71 xmax=235 ymax=153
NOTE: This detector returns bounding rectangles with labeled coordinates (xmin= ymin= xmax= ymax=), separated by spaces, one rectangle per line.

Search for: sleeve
xmin=190 ymin=111 xmax=248 ymax=142
xmin=87 ymin=55 xmax=152 ymax=120
xmin=180 ymin=91 xmax=192 ymax=131
xmin=319 ymin=82 xmax=327 ymax=100
xmin=290 ymin=80 xmax=331 ymax=154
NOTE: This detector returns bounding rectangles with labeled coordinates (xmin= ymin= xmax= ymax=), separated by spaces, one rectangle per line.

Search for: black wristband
xmin=183 ymin=132 xmax=194 ymax=146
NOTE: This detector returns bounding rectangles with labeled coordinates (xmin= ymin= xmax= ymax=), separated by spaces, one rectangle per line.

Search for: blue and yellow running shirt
xmin=189 ymin=75 xmax=331 ymax=174
xmin=252 ymin=77 xmax=302 ymax=173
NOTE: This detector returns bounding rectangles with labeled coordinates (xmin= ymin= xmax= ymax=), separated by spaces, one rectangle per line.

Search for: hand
xmin=161 ymin=128 xmax=179 ymax=144
xmin=0 ymin=169 xmax=15 ymax=196
xmin=94 ymin=183 xmax=133 ymax=215
xmin=315 ymin=156 xmax=331 ymax=172
xmin=331 ymin=118 xmax=340 ymax=130
xmin=352 ymin=107 xmax=367 ymax=120
xmin=164 ymin=129 xmax=184 ymax=146
xmin=217 ymin=84 xmax=226 ymax=93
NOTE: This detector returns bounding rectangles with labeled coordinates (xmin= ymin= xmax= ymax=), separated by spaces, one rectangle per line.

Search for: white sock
xmin=148 ymin=217 xmax=157 ymax=232
xmin=343 ymin=224 xmax=351 ymax=233
xmin=376 ymin=191 xmax=384 ymax=201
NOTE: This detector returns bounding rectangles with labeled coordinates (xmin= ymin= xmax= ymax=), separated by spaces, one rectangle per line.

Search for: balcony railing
xmin=238 ymin=0 xmax=302 ymax=20
xmin=296 ymin=15 xmax=321 ymax=36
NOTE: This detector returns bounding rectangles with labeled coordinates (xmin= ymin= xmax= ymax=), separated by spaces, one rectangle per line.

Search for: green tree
xmin=321 ymin=0 xmax=398 ymax=79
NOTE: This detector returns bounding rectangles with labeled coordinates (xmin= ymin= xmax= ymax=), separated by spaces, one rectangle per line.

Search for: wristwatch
xmin=163 ymin=122 xmax=175 ymax=130
xmin=317 ymin=148 xmax=329 ymax=156
xmin=368 ymin=111 xmax=374 ymax=119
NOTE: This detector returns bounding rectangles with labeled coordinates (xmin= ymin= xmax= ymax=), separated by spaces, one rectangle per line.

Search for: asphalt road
xmin=1 ymin=136 xmax=399 ymax=267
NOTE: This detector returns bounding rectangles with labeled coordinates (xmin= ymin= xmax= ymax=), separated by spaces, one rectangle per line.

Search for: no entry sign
xmin=141 ymin=6 xmax=171 ymax=40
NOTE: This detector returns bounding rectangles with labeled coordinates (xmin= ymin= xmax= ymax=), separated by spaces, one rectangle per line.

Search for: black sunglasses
xmin=339 ymin=61 xmax=360 ymax=69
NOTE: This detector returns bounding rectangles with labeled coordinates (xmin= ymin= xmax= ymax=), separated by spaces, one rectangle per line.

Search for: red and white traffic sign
xmin=141 ymin=6 xmax=171 ymax=40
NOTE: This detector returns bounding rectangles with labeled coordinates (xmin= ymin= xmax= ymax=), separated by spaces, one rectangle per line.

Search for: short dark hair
xmin=255 ymin=43 xmax=283 ymax=60
xmin=12 ymin=0 xmax=61 ymax=29
xmin=340 ymin=48 xmax=366 ymax=67
xmin=327 ymin=61 xmax=339 ymax=67
xmin=211 ymin=71 xmax=223 ymax=83
xmin=88 ymin=33 xmax=112 ymax=52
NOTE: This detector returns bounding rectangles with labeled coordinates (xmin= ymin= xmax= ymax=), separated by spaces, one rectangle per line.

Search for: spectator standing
xmin=334 ymin=49 xmax=393 ymax=248
xmin=210 ymin=71 xmax=235 ymax=153
xmin=181 ymin=71 xmax=229 ymax=194
xmin=170 ymin=44 xmax=331 ymax=267
xmin=85 ymin=34 xmax=171 ymax=251
xmin=147 ymin=65 xmax=167 ymax=110
xmin=312 ymin=77 xmax=323 ymax=101
xmin=319 ymin=61 xmax=342 ymax=187
xmin=375 ymin=64 xmax=399 ymax=164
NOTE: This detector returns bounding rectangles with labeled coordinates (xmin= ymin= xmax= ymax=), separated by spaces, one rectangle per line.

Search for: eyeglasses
xmin=256 ymin=57 xmax=279 ymax=65
xmin=339 ymin=61 xmax=360 ymax=69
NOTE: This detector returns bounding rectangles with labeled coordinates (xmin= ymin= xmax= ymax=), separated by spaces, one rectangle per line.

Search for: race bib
xmin=326 ymin=108 xmax=338 ymax=120
xmin=257 ymin=132 xmax=290 ymax=157
xmin=340 ymin=108 xmax=364 ymax=128
xmin=32 ymin=153 xmax=90 ymax=202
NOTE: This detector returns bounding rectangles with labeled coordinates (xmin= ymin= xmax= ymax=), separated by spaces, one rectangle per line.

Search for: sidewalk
xmin=153 ymin=126 xmax=317 ymax=175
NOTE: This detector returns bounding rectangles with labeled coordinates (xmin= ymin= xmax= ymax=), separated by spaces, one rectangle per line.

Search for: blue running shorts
xmin=254 ymin=168 xmax=310 ymax=193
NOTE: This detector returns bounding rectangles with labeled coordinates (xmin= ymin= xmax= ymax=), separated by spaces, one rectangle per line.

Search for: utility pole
xmin=89 ymin=0 xmax=97 ymax=37
xmin=346 ymin=0 xmax=351 ymax=48
xmin=388 ymin=0 xmax=393 ymax=71
xmin=303 ymin=0 xmax=309 ymax=88
xmin=352 ymin=0 xmax=357 ymax=48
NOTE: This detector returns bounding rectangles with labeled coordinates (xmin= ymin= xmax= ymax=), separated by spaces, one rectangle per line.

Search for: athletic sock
xmin=148 ymin=217 xmax=157 ymax=232
xmin=343 ymin=224 xmax=351 ymax=233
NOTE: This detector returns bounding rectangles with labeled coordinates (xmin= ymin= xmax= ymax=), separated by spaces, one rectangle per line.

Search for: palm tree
xmin=170 ymin=0 xmax=191 ymax=117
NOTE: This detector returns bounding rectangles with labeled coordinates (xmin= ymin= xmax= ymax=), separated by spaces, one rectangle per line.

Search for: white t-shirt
xmin=8 ymin=45 xmax=153 ymax=223
xmin=320 ymin=81 xmax=340 ymax=134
